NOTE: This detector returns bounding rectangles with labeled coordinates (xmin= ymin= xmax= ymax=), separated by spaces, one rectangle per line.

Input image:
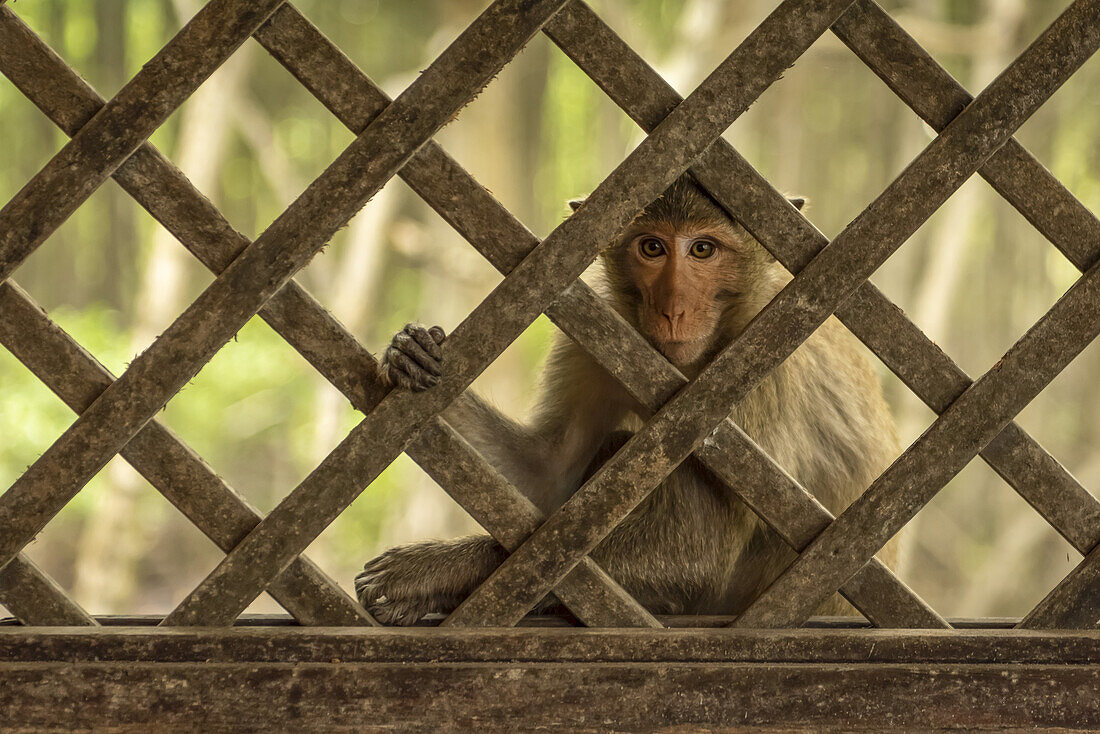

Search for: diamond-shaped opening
xmin=586 ymin=0 xmax=777 ymax=96
xmin=148 ymin=38 xmax=356 ymax=240
xmin=156 ymin=314 xmax=361 ymax=515
xmin=439 ymin=33 xmax=639 ymax=239
xmin=0 ymin=342 xmax=81 ymax=491
xmin=13 ymin=181 xmax=216 ymax=367
xmin=304 ymin=452 xmax=484 ymax=606
xmin=292 ymin=0 xmax=486 ymax=103
xmin=721 ymin=31 xmax=936 ymax=237
xmin=886 ymin=1 xmax=1077 ymax=93
xmin=870 ymin=174 xmax=1072 ymax=380
xmin=1012 ymin=336 xmax=1100 ymax=501
xmin=290 ymin=175 xmax=504 ymax=358
xmin=19 ymin=453 xmax=225 ymax=617
xmin=902 ymin=457 xmax=1078 ymax=619
xmin=299 ymin=313 xmax=554 ymax=604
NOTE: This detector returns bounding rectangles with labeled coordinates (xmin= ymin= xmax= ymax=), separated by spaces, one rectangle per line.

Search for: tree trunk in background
xmin=71 ymin=33 xmax=251 ymax=613
xmin=95 ymin=0 xmax=137 ymax=313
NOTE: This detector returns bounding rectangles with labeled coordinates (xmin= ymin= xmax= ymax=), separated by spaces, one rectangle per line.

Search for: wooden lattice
xmin=2 ymin=0 xmax=1100 ymax=639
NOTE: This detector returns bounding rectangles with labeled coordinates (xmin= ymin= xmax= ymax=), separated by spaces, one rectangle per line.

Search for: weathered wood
xmin=0 ymin=280 xmax=371 ymax=626
xmin=0 ymin=626 xmax=1095 ymax=663
xmin=0 ymin=0 xmax=285 ymax=283
xmin=1 ymin=628 xmax=1098 ymax=731
xmin=5 ymin=663 xmax=1097 ymax=732
xmin=448 ymin=0 xmax=1100 ymax=627
xmin=163 ymin=0 xmax=852 ymax=627
xmin=0 ymin=556 xmax=95 ymax=626
xmin=0 ymin=0 xmax=566 ymax=582
xmin=0 ymin=613 xmax=1026 ymax=629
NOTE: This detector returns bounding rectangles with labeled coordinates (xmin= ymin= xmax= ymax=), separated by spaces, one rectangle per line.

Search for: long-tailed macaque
xmin=356 ymin=177 xmax=901 ymax=625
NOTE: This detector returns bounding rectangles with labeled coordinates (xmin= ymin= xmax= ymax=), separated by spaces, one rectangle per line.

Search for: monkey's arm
xmin=383 ymin=325 xmax=634 ymax=512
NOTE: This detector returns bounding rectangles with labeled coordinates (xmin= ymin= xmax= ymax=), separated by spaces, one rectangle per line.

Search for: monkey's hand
xmin=355 ymin=536 xmax=505 ymax=625
xmin=381 ymin=322 xmax=446 ymax=391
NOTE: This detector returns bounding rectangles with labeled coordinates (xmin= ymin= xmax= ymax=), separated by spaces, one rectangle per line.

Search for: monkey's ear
xmin=568 ymin=197 xmax=586 ymax=212
xmin=787 ymin=196 xmax=806 ymax=211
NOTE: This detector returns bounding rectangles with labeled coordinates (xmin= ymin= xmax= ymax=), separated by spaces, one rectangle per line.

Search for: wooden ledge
xmin=1 ymin=623 xmax=1098 ymax=731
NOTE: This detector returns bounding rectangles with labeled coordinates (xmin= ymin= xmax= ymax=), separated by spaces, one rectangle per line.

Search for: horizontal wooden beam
xmin=1 ymin=628 xmax=1097 ymax=731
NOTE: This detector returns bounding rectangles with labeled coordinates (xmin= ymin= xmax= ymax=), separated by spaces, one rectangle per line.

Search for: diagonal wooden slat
xmin=0 ymin=0 xmax=567 ymax=579
xmin=1021 ymin=548 xmax=1100 ymax=628
xmin=0 ymin=3 xmax=652 ymax=628
xmin=255 ymin=4 xmax=939 ymax=627
xmin=0 ymin=0 xmax=286 ymax=283
xmin=548 ymin=0 xmax=1100 ymax=561
xmin=443 ymin=0 xmax=1100 ymax=626
xmin=162 ymin=0 xmax=857 ymax=626
xmin=0 ymin=556 xmax=96 ymax=626
xmin=0 ymin=280 xmax=372 ymax=626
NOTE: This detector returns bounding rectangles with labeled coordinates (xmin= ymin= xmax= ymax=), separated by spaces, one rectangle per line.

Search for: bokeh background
xmin=2 ymin=0 xmax=1098 ymax=619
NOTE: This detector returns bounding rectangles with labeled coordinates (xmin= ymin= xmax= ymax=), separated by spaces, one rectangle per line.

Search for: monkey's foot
xmin=355 ymin=544 xmax=463 ymax=626
xmin=381 ymin=322 xmax=445 ymax=391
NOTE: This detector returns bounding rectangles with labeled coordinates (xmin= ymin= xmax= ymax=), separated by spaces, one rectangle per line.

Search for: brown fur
xmin=359 ymin=178 xmax=901 ymax=624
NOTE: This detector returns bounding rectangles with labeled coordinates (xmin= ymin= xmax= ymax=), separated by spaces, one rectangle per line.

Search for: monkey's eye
xmin=690 ymin=240 xmax=716 ymax=259
xmin=638 ymin=238 xmax=665 ymax=258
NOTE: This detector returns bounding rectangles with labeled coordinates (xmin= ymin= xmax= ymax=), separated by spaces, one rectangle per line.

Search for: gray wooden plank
xmin=0 ymin=626 xmax=1097 ymax=663
xmin=1 ymin=656 xmax=1097 ymax=731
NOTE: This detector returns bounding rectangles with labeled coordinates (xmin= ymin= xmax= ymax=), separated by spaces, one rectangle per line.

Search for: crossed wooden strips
xmin=1 ymin=0 xmax=1098 ymax=629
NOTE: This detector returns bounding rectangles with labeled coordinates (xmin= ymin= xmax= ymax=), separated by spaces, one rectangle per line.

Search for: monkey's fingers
xmin=383 ymin=348 xmax=438 ymax=391
xmin=403 ymin=322 xmax=445 ymax=361
xmin=394 ymin=330 xmax=442 ymax=375
xmin=428 ymin=325 xmax=446 ymax=345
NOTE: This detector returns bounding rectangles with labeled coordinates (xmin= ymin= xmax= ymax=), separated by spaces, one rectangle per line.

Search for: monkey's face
xmin=614 ymin=220 xmax=744 ymax=368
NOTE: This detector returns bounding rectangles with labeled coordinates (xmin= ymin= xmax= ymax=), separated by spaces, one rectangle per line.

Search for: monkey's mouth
xmin=650 ymin=335 xmax=709 ymax=366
